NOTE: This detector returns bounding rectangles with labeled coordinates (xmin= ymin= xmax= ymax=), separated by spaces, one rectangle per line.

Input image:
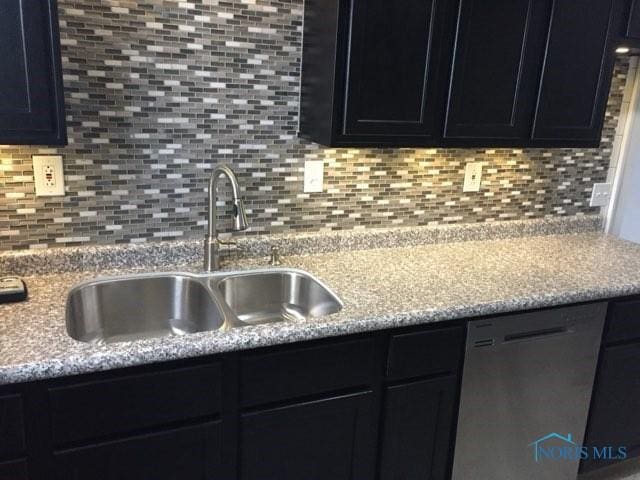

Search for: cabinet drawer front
xmin=0 ymin=459 xmax=28 ymax=480
xmin=240 ymin=339 xmax=375 ymax=407
xmin=54 ymin=422 xmax=222 ymax=480
xmin=387 ymin=326 xmax=464 ymax=380
xmin=605 ymin=299 xmax=640 ymax=344
xmin=0 ymin=395 xmax=25 ymax=459
xmin=49 ymin=363 xmax=222 ymax=446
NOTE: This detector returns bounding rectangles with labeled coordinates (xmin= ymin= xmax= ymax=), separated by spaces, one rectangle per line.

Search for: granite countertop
xmin=2 ymin=228 xmax=640 ymax=386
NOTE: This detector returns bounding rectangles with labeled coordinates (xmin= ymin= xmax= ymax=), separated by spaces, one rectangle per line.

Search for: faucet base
xmin=204 ymin=236 xmax=220 ymax=272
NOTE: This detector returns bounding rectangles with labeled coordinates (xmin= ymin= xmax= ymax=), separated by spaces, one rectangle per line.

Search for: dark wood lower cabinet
xmin=380 ymin=376 xmax=458 ymax=480
xmin=582 ymin=342 xmax=640 ymax=472
xmin=0 ymin=394 xmax=25 ymax=459
xmin=0 ymin=459 xmax=28 ymax=480
xmin=0 ymin=324 xmax=466 ymax=480
xmin=582 ymin=297 xmax=640 ymax=473
xmin=240 ymin=392 xmax=375 ymax=480
xmin=54 ymin=422 xmax=222 ymax=480
xmin=10 ymin=302 xmax=640 ymax=478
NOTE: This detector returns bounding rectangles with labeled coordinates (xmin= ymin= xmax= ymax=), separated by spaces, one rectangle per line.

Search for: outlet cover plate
xmin=33 ymin=155 xmax=65 ymax=197
xmin=590 ymin=182 xmax=612 ymax=207
xmin=303 ymin=160 xmax=324 ymax=193
xmin=463 ymin=162 xmax=483 ymax=193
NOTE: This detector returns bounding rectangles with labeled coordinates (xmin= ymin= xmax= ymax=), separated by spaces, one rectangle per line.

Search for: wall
xmin=0 ymin=0 xmax=630 ymax=251
xmin=610 ymin=57 xmax=640 ymax=243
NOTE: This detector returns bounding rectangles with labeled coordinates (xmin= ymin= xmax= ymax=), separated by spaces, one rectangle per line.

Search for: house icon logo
xmin=529 ymin=433 xmax=578 ymax=462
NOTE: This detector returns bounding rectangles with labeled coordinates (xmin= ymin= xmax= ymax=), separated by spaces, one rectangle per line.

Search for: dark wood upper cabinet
xmin=444 ymin=0 xmax=550 ymax=142
xmin=0 ymin=0 xmax=66 ymax=145
xmin=299 ymin=0 xmax=456 ymax=147
xmin=300 ymin=0 xmax=621 ymax=148
xmin=342 ymin=0 xmax=450 ymax=142
xmin=624 ymin=0 xmax=640 ymax=39
xmin=532 ymin=0 xmax=617 ymax=145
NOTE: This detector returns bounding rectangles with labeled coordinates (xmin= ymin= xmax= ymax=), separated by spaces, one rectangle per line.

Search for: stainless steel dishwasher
xmin=452 ymin=303 xmax=607 ymax=480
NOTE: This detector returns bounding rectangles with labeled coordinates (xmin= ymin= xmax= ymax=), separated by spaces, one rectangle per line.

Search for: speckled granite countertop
xmin=2 ymin=224 xmax=640 ymax=386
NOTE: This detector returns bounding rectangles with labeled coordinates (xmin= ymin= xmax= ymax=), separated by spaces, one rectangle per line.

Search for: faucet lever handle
xmin=269 ymin=246 xmax=282 ymax=266
xmin=216 ymin=235 xmax=237 ymax=247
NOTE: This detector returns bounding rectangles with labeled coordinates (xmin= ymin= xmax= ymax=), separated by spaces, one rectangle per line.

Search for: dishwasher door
xmin=452 ymin=303 xmax=607 ymax=480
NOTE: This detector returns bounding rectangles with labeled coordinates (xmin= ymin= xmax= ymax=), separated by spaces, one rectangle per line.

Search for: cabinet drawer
xmin=0 ymin=459 xmax=28 ymax=480
xmin=387 ymin=326 xmax=464 ymax=380
xmin=49 ymin=363 xmax=222 ymax=446
xmin=0 ymin=395 xmax=25 ymax=459
xmin=55 ymin=421 xmax=222 ymax=480
xmin=240 ymin=339 xmax=375 ymax=407
xmin=604 ymin=299 xmax=640 ymax=344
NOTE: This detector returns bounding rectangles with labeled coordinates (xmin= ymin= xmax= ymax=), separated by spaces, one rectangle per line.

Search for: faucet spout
xmin=205 ymin=165 xmax=248 ymax=271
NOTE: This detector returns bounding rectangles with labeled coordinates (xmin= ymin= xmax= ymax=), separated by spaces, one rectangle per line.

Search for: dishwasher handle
xmin=503 ymin=325 xmax=571 ymax=343
xmin=469 ymin=320 xmax=576 ymax=349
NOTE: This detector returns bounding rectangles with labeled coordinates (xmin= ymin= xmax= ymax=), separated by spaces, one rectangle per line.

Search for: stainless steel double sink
xmin=66 ymin=269 xmax=343 ymax=344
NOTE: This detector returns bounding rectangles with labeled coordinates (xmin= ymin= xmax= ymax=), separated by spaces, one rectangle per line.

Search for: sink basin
xmin=216 ymin=270 xmax=343 ymax=325
xmin=66 ymin=269 xmax=343 ymax=344
xmin=66 ymin=274 xmax=227 ymax=344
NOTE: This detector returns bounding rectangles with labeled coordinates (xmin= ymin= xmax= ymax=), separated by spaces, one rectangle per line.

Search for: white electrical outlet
xmin=590 ymin=182 xmax=612 ymax=207
xmin=33 ymin=155 xmax=65 ymax=197
xmin=303 ymin=160 xmax=324 ymax=193
xmin=463 ymin=162 xmax=483 ymax=193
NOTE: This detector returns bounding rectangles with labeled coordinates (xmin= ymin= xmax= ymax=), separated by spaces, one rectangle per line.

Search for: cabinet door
xmin=55 ymin=422 xmax=223 ymax=480
xmin=240 ymin=392 xmax=375 ymax=480
xmin=380 ymin=376 xmax=458 ymax=480
xmin=444 ymin=0 xmax=550 ymax=141
xmin=582 ymin=343 xmax=640 ymax=472
xmin=342 ymin=0 xmax=453 ymax=143
xmin=532 ymin=0 xmax=616 ymax=144
xmin=0 ymin=395 xmax=25 ymax=459
xmin=0 ymin=0 xmax=66 ymax=145
xmin=0 ymin=460 xmax=28 ymax=480
xmin=626 ymin=0 xmax=640 ymax=39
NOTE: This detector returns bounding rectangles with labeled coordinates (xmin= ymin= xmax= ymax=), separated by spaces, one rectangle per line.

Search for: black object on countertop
xmin=0 ymin=277 xmax=28 ymax=303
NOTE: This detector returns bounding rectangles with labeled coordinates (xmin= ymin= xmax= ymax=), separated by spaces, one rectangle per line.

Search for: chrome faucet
xmin=204 ymin=165 xmax=249 ymax=271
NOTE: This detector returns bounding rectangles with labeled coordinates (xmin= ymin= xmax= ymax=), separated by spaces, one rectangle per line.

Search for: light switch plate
xmin=590 ymin=182 xmax=612 ymax=207
xmin=463 ymin=162 xmax=483 ymax=193
xmin=33 ymin=155 xmax=65 ymax=197
xmin=303 ymin=160 xmax=324 ymax=193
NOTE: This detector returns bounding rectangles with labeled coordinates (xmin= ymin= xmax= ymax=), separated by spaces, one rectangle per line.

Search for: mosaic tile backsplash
xmin=0 ymin=0 xmax=630 ymax=251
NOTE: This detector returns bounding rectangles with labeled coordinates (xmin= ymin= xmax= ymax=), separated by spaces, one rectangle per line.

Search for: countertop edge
xmin=2 ymin=283 xmax=636 ymax=386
